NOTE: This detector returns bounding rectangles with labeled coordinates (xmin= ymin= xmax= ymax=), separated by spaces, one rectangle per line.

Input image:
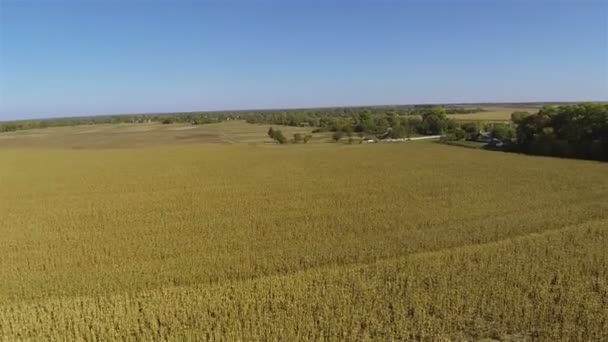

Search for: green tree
xmin=420 ymin=106 xmax=448 ymax=135
xmin=511 ymin=111 xmax=531 ymax=124
xmin=461 ymin=122 xmax=480 ymax=140
xmin=489 ymin=123 xmax=515 ymax=140
xmin=422 ymin=116 xmax=446 ymax=134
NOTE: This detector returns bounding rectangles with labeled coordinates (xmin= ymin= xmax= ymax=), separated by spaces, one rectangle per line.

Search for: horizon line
xmin=2 ymin=99 xmax=607 ymax=123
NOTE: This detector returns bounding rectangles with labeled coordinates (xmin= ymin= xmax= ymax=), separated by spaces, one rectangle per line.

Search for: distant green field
xmin=447 ymin=106 xmax=539 ymax=122
xmin=1 ymin=122 xmax=607 ymax=340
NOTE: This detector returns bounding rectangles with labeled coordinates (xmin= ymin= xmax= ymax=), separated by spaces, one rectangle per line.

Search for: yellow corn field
xmin=1 ymin=141 xmax=607 ymax=340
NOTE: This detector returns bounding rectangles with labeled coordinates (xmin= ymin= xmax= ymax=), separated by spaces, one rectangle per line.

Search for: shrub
xmin=293 ymin=133 xmax=304 ymax=143
xmin=272 ymin=130 xmax=287 ymax=144
xmin=489 ymin=124 xmax=515 ymax=140
xmin=332 ymin=131 xmax=344 ymax=142
xmin=453 ymin=128 xmax=466 ymax=141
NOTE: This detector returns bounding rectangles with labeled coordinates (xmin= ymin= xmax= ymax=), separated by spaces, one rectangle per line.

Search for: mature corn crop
xmin=1 ymin=142 xmax=607 ymax=340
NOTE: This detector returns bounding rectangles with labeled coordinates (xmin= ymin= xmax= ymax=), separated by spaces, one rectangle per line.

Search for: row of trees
xmin=441 ymin=103 xmax=607 ymax=162
xmin=444 ymin=121 xmax=516 ymax=142
xmin=264 ymin=106 xmax=511 ymax=144
xmin=513 ymin=103 xmax=607 ymax=161
xmin=257 ymin=106 xmax=456 ymax=140
xmin=444 ymin=107 xmax=486 ymax=114
xmin=243 ymin=105 xmax=457 ymax=128
xmin=267 ymin=127 xmax=312 ymax=144
xmin=0 ymin=112 xmax=230 ymax=133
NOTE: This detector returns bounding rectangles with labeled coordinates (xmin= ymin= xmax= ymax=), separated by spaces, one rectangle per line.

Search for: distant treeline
xmin=0 ymin=105 xmax=485 ymax=134
xmin=0 ymin=112 xmax=232 ymax=133
xmin=444 ymin=107 xmax=486 ymax=114
xmin=243 ymin=106 xmax=487 ymax=138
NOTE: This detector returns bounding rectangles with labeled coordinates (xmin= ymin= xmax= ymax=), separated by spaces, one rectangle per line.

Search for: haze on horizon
xmin=1 ymin=0 xmax=607 ymax=121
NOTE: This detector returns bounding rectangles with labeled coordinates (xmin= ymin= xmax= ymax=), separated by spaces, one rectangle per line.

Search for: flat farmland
xmin=1 ymin=124 xmax=607 ymax=340
xmin=2 ymin=0 xmax=605 ymax=339
xmin=0 ymin=120 xmax=327 ymax=149
xmin=447 ymin=106 xmax=539 ymax=122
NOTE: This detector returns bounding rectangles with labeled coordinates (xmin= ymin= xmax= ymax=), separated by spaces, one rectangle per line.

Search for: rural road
xmin=379 ymin=135 xmax=442 ymax=142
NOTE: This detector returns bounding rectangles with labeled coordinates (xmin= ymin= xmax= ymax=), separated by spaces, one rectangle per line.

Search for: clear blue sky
xmin=1 ymin=0 xmax=606 ymax=120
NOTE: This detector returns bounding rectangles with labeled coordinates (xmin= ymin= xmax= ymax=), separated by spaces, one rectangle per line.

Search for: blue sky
xmin=1 ymin=0 xmax=606 ymax=120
